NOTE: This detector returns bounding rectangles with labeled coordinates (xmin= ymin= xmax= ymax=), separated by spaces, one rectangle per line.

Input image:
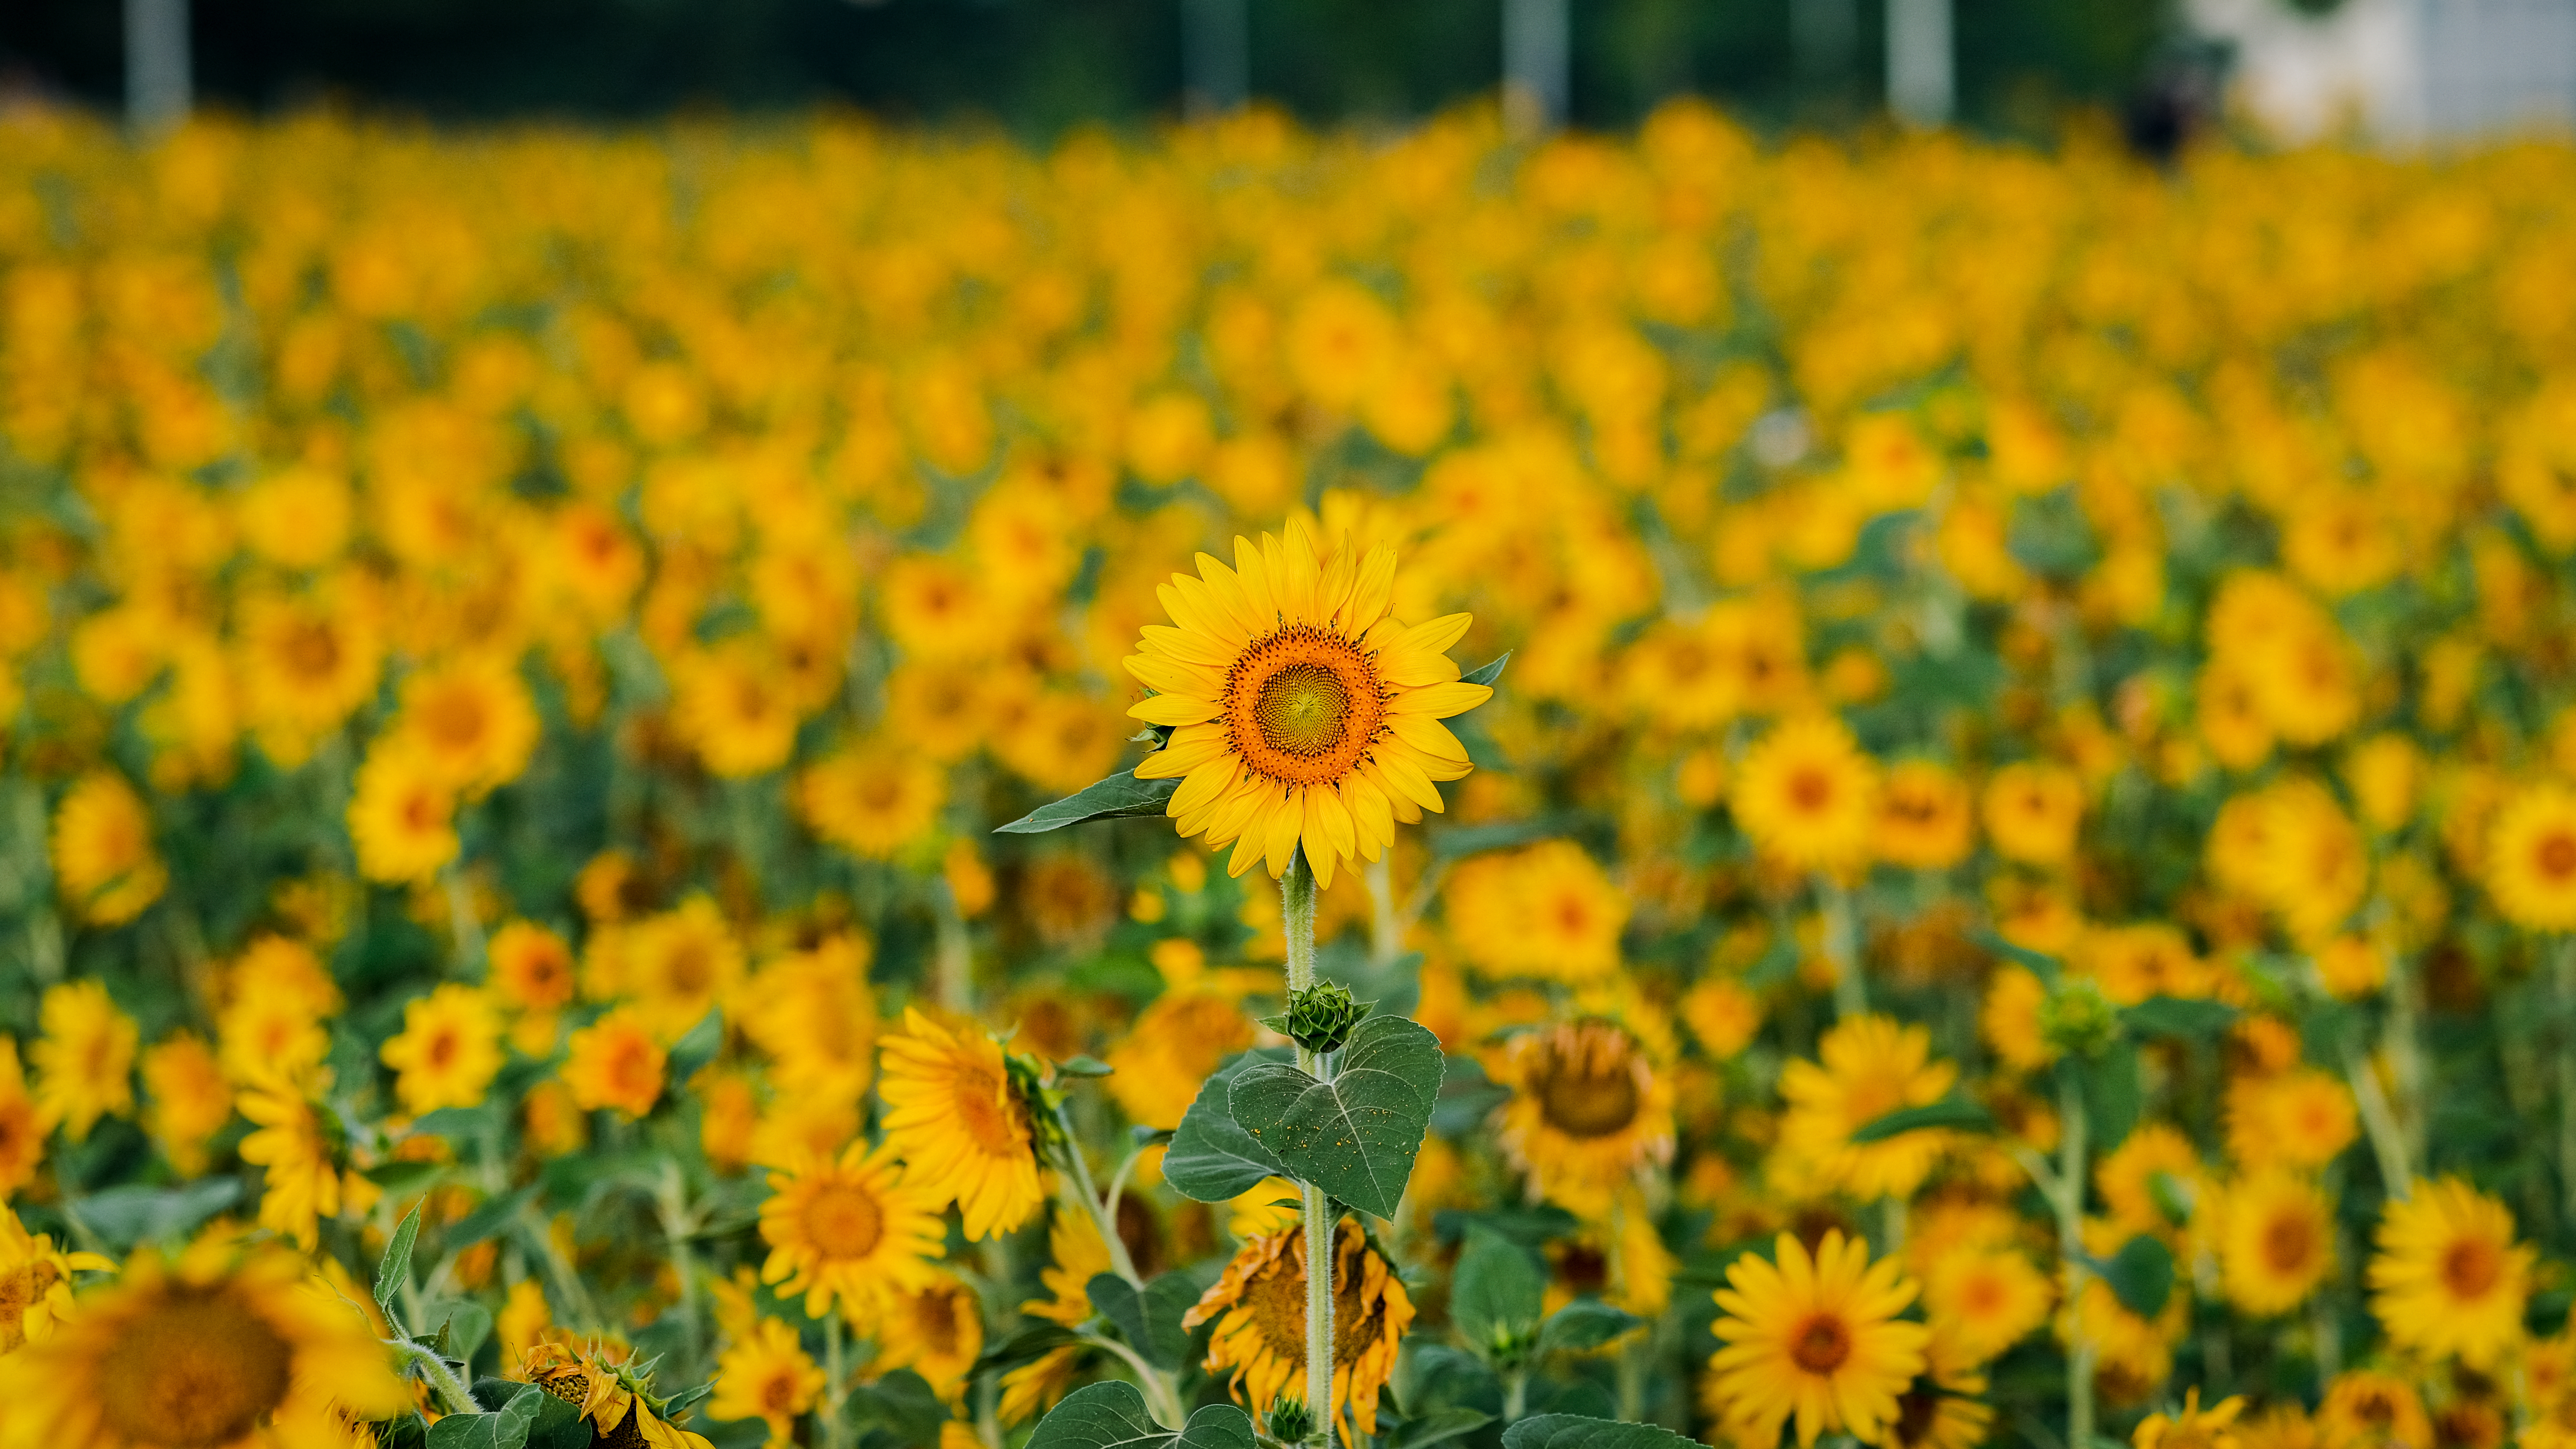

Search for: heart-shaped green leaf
xmin=1227 ymin=1015 xmax=1445 ymax=1219
xmin=1502 ymin=1415 xmax=1706 ymax=1449
xmin=1026 ymin=1381 xmax=1257 ymax=1449
xmin=1163 ymin=1050 xmax=1290 ymax=1204
xmin=1450 ymin=1227 xmax=1545 ymax=1355
xmin=2096 ymin=1233 xmax=2174 ymax=1318
xmin=1086 ymin=1271 xmax=1202 ymax=1369
xmin=425 ymin=1390 xmax=540 ymax=1449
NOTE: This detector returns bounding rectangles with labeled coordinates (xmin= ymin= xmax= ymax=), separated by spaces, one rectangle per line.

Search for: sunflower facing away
xmin=0 ymin=1236 xmax=406 ymax=1449
xmin=1125 ymin=526 xmax=1491 ymax=888
xmin=876 ymin=1008 xmax=1047 ymax=1240
xmin=1183 ymin=1217 xmax=1416 ymax=1446
xmin=758 ymin=1140 xmax=947 ymax=1320
xmin=1490 ymin=1018 xmax=1677 ymax=1217
xmin=2366 ymin=1176 xmax=2531 ymax=1368
xmin=1708 ymin=1229 xmax=1931 ymax=1448
xmin=522 ymin=1340 xmax=714 ymax=1449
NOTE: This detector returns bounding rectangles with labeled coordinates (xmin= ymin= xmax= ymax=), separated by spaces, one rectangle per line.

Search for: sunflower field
xmin=4 ymin=93 xmax=2576 ymax=1449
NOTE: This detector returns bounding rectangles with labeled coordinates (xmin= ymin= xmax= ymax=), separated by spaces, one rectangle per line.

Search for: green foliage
xmin=1164 ymin=1051 xmax=1293 ymax=1203
xmin=1501 ymin=1415 xmax=1706 ymax=1449
xmin=1227 ymin=1014 xmax=1447 ymax=1219
xmin=1451 ymin=1227 xmax=1546 ymax=1364
xmin=995 ymin=768 xmax=1181 ymax=835
xmin=1026 ymin=1382 xmax=1257 ymax=1449
xmin=1086 ymin=1271 xmax=1202 ymax=1370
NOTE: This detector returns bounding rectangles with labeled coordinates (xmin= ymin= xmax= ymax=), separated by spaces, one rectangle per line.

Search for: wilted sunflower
xmin=876 ymin=1008 xmax=1047 ymax=1240
xmin=1778 ymin=1014 xmax=1958 ymax=1201
xmin=0 ymin=1204 xmax=113 ymax=1353
xmin=2366 ymin=1177 xmax=2531 ymax=1368
xmin=522 ymin=1340 xmax=714 ymax=1449
xmin=758 ymin=1141 xmax=947 ymax=1320
xmin=1708 ymin=1229 xmax=1930 ymax=1448
xmin=1183 ymin=1218 xmax=1415 ymax=1445
xmin=2221 ymin=1170 xmax=2335 ymax=1316
xmin=709 ymin=1316 xmax=825 ymax=1443
xmin=1491 ymin=1019 xmax=1676 ymax=1216
xmin=0 ymin=1237 xmax=406 ymax=1449
xmin=1125 ymin=526 xmax=1490 ymax=889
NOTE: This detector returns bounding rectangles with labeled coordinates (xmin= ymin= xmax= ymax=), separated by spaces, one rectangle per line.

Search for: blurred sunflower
xmin=0 ymin=1204 xmax=112 ymax=1353
xmin=2366 ymin=1177 xmax=2531 ymax=1368
xmin=563 ymin=1007 xmax=668 ymax=1118
xmin=710 ymin=1316 xmax=825 ymax=1442
xmin=49 ymin=773 xmax=167 ymax=927
xmin=1183 ymin=1218 xmax=1414 ymax=1446
xmin=31 ymin=980 xmax=138 ymax=1143
xmin=1125 ymin=526 xmax=1490 ymax=888
xmin=1708 ymin=1229 xmax=1930 ymax=1448
xmin=1491 ymin=1018 xmax=1676 ymax=1216
xmin=2486 ymin=783 xmax=2576 ymax=930
xmin=391 ymin=653 xmax=540 ymax=797
xmin=140 ymin=1031 xmax=229 ymax=1178
xmin=2135 ymin=1390 xmax=2247 ymax=1449
xmin=1731 ymin=715 xmax=1880 ymax=876
xmin=1921 ymin=1248 xmax=2052 ymax=1364
xmin=378 ymin=984 xmax=503 ymax=1116
xmin=758 ymin=1141 xmax=946 ymax=1319
xmin=871 ymin=1271 xmax=984 ymax=1401
xmin=2316 ymin=1371 xmax=2430 ymax=1449
xmin=1878 ymin=761 xmax=1975 ymax=870
xmin=236 ymin=1073 xmax=347 ymax=1250
xmin=346 ymin=743 xmax=459 ymax=885
xmin=1779 ymin=1015 xmax=1957 ymax=1201
xmin=2221 ymin=1170 xmax=2335 ymax=1316
xmin=522 ymin=1341 xmax=714 ymax=1449
xmin=798 ymin=745 xmax=945 ymax=860
xmin=876 ymin=1008 xmax=1047 ymax=1240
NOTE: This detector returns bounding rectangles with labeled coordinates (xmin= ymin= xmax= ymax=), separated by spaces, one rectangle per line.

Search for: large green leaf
xmin=995 ymin=770 xmax=1178 ymax=834
xmin=2120 ymin=996 xmax=2238 ymax=1039
xmin=2097 ymin=1234 xmax=2174 ymax=1318
xmin=1026 ymin=1381 xmax=1256 ymax=1449
xmin=1849 ymin=1097 xmax=1994 ymax=1145
xmin=1450 ymin=1227 xmax=1545 ymax=1356
xmin=1086 ymin=1271 xmax=1200 ymax=1370
xmin=68 ymin=1178 xmax=241 ymax=1250
xmin=1502 ymin=1415 xmax=1706 ymax=1449
xmin=1227 ymin=1015 xmax=1446 ymax=1219
xmin=424 ymin=1390 xmax=540 ymax=1449
xmin=1163 ymin=1051 xmax=1290 ymax=1204
xmin=1388 ymin=1408 xmax=1497 ymax=1449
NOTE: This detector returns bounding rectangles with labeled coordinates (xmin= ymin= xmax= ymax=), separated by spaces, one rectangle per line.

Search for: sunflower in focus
xmin=50 ymin=772 xmax=167 ymax=927
xmin=1730 ymin=715 xmax=1881 ymax=876
xmin=710 ymin=1316 xmax=825 ymax=1443
xmin=1490 ymin=1019 xmax=1675 ymax=1216
xmin=2221 ymin=1170 xmax=2334 ymax=1316
xmin=1125 ymin=526 xmax=1490 ymax=888
xmin=1708 ymin=1229 xmax=1930 ymax=1448
xmin=876 ymin=1008 xmax=1047 ymax=1240
xmin=758 ymin=1141 xmax=946 ymax=1320
xmin=0 ymin=1204 xmax=112 ymax=1353
xmin=522 ymin=1340 xmax=715 ymax=1449
xmin=0 ymin=1236 xmax=406 ymax=1449
xmin=2486 ymin=783 xmax=2576 ymax=931
xmin=1779 ymin=1015 xmax=1958 ymax=1200
xmin=1183 ymin=1217 xmax=1415 ymax=1446
xmin=2366 ymin=1177 xmax=2531 ymax=1368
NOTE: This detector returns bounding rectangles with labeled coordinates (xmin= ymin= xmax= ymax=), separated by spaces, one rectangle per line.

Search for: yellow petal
xmin=1387 ymin=681 xmax=1492 ymax=716
xmin=1129 ymin=695 xmax=1220 ymax=726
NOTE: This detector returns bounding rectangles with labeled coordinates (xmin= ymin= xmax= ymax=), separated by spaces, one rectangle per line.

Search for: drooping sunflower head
xmin=876 ymin=1008 xmax=1048 ymax=1241
xmin=1180 ymin=1217 xmax=1415 ymax=1446
xmin=523 ymin=1339 xmax=715 ymax=1449
xmin=1126 ymin=526 xmax=1490 ymax=889
xmin=1492 ymin=1018 xmax=1675 ymax=1216
xmin=0 ymin=1236 xmax=406 ymax=1449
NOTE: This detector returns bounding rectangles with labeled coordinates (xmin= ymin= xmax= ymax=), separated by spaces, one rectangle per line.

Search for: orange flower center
xmin=2441 ymin=1237 xmax=2503 ymax=1299
xmin=2538 ymin=832 xmax=2576 ymax=882
xmin=95 ymin=1286 xmax=295 ymax=1449
xmin=2262 ymin=1211 xmax=2319 ymax=1274
xmin=802 ymin=1181 xmax=886 ymax=1260
xmin=1530 ymin=1024 xmax=1646 ymax=1139
xmin=1224 ymin=626 xmax=1387 ymax=788
xmin=1788 ymin=768 xmax=1834 ymax=812
xmin=1789 ymin=1311 xmax=1852 ymax=1374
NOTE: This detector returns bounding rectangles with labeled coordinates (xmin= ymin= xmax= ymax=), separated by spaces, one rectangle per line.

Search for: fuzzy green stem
xmin=825 ymin=1313 xmax=849 ymax=1449
xmin=393 ymin=1338 xmax=480 ymax=1418
xmin=2344 ymin=1039 xmax=2413 ymax=1203
xmin=1504 ymin=1367 xmax=1529 ymax=1423
xmin=2055 ymin=1066 xmax=2094 ymax=1449
xmin=1051 ymin=1100 xmax=1144 ymax=1286
xmin=1283 ymin=853 xmax=1334 ymax=1449
xmin=2384 ymin=945 xmax=2429 ymax=1171
xmin=1818 ymin=876 xmax=1867 ymax=1020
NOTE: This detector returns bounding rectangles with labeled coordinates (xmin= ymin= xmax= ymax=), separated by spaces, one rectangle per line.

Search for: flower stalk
xmin=1282 ymin=851 xmax=1335 ymax=1449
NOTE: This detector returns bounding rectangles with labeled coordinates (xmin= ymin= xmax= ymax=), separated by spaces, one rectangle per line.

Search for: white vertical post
xmin=1182 ymin=0 xmax=1249 ymax=118
xmin=1791 ymin=0 xmax=1860 ymax=88
xmin=1887 ymin=0 xmax=1953 ymax=126
xmin=1503 ymin=0 xmax=1570 ymax=135
xmin=125 ymin=0 xmax=191 ymax=138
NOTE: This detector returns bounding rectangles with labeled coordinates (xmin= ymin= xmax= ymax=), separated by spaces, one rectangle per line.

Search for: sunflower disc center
xmin=1789 ymin=1311 xmax=1853 ymax=1374
xmin=803 ymin=1181 xmax=886 ymax=1259
xmin=1255 ymin=663 xmax=1352 ymax=757
xmin=97 ymin=1289 xmax=295 ymax=1449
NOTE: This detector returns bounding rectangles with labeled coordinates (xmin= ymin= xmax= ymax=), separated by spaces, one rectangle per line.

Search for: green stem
xmin=1504 ymin=1367 xmax=1528 ymax=1423
xmin=933 ymin=876 xmax=973 ymax=1014
xmin=1282 ymin=852 xmax=1334 ymax=1449
xmin=656 ymin=1160 xmax=703 ymax=1372
xmin=444 ymin=867 xmax=488 ymax=978
xmin=2055 ymin=1066 xmax=2094 ymax=1449
xmin=1052 ymin=1100 xmax=1144 ymax=1286
xmin=1818 ymin=876 xmax=1866 ymax=1020
xmin=2558 ymin=938 xmax=2576 ymax=1229
xmin=2384 ymin=944 xmax=2429 ymax=1171
xmin=393 ymin=1338 xmax=480 ymax=1417
xmin=826 ymin=1313 xmax=849 ymax=1449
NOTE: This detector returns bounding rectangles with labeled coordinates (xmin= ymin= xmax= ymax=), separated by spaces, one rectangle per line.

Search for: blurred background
xmin=2 ymin=0 xmax=2571 ymax=148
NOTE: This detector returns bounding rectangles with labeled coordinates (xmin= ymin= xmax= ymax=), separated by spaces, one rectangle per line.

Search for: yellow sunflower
xmin=377 ymin=984 xmax=503 ymax=1116
xmin=2316 ymin=1370 xmax=2430 ymax=1449
xmin=0 ymin=1039 xmax=48 ymax=1195
xmin=521 ymin=1340 xmax=714 ymax=1449
xmin=709 ymin=1316 xmax=825 ymax=1443
xmin=1708 ymin=1229 xmax=1931 ymax=1448
xmin=0 ymin=1236 xmax=406 ymax=1449
xmin=1182 ymin=1218 xmax=1415 ymax=1446
xmin=1878 ymin=761 xmax=1976 ymax=870
xmin=1124 ymin=525 xmax=1491 ymax=889
xmin=0 ymin=1204 xmax=113 ymax=1353
xmin=345 ymin=743 xmax=459 ymax=886
xmin=236 ymin=1074 xmax=348 ymax=1250
xmin=1730 ymin=714 xmax=1882 ymax=876
xmin=1490 ymin=1019 xmax=1677 ymax=1217
xmin=140 ymin=1032 xmax=230 ymax=1177
xmin=2136 ymin=1389 xmax=2248 ymax=1449
xmin=31 ymin=980 xmax=138 ymax=1143
xmin=2221 ymin=1169 xmax=2335 ymax=1316
xmin=50 ymin=772 xmax=168 ymax=928
xmin=562 ymin=1007 xmax=668 ymax=1119
xmin=1982 ymin=761 xmax=2085 ymax=867
xmin=2366 ymin=1176 xmax=2531 ymax=1368
xmin=1778 ymin=1014 xmax=1958 ymax=1201
xmin=1104 ymin=987 xmax=1256 ymax=1131
xmin=2487 ymin=783 xmax=2576 ymax=931
xmin=1921 ymin=1247 xmax=2053 ymax=1365
xmin=391 ymin=653 xmax=541 ymax=797
xmin=619 ymin=896 xmax=744 ymax=1040
xmin=758 ymin=1141 xmax=947 ymax=1320
xmin=1442 ymin=840 xmax=1631 ymax=984
xmin=876 ymin=1008 xmax=1047 ymax=1240
xmin=1886 ymin=1334 xmax=1995 ymax=1449
xmin=797 ymin=744 xmax=946 ymax=860
xmin=871 ymin=1270 xmax=984 ymax=1401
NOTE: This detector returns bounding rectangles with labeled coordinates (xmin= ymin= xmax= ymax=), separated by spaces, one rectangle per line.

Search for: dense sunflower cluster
xmin=0 ymin=94 xmax=2573 ymax=1449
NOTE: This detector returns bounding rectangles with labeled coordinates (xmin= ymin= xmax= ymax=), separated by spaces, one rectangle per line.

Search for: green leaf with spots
xmin=1227 ymin=1015 xmax=1446 ymax=1219
xmin=1025 ymin=1381 xmax=1256 ymax=1449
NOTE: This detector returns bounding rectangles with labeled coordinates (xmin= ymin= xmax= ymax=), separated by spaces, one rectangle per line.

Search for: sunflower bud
xmin=1265 ymin=1395 xmax=1315 ymax=1443
xmin=1281 ymin=981 xmax=1371 ymax=1054
xmin=2039 ymin=975 xmax=2120 ymax=1059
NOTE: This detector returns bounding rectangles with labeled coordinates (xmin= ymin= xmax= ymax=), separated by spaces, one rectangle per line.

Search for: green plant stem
xmin=2385 ymin=945 xmax=2429 ymax=1170
xmin=826 ymin=1313 xmax=849 ymax=1449
xmin=933 ymin=876 xmax=973 ymax=1014
xmin=2558 ymin=937 xmax=2576 ymax=1228
xmin=2054 ymin=1066 xmax=2094 ymax=1449
xmin=443 ymin=866 xmax=488 ymax=977
xmin=1817 ymin=876 xmax=1866 ymax=1020
xmin=1051 ymin=1099 xmax=1144 ymax=1286
xmin=1504 ymin=1367 xmax=1529 ymax=1423
xmin=393 ymin=1337 xmax=480 ymax=1417
xmin=656 ymin=1159 xmax=703 ymax=1371
xmin=1282 ymin=852 xmax=1335 ymax=1449
xmin=2343 ymin=1038 xmax=2413 ymax=1203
